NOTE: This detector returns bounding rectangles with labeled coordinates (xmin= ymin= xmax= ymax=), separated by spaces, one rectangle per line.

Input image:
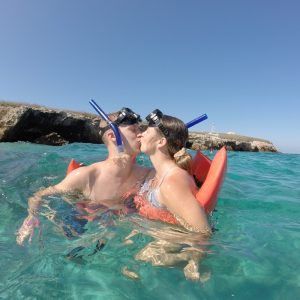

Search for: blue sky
xmin=0 ymin=0 xmax=299 ymax=153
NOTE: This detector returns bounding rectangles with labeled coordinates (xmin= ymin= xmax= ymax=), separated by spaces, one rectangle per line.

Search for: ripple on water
xmin=0 ymin=143 xmax=300 ymax=299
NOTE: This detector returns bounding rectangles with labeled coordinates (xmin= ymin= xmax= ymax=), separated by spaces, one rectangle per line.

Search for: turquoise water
xmin=0 ymin=142 xmax=300 ymax=299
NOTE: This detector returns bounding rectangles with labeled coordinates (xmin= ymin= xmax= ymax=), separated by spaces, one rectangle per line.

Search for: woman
xmin=136 ymin=109 xmax=211 ymax=235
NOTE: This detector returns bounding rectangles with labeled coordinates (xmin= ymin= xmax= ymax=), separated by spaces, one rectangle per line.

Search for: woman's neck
xmin=149 ymin=152 xmax=176 ymax=179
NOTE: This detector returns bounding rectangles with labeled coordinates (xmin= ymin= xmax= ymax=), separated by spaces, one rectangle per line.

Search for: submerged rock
xmin=0 ymin=101 xmax=278 ymax=152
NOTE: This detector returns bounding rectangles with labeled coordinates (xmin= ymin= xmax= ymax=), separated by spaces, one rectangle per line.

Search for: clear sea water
xmin=0 ymin=142 xmax=299 ymax=300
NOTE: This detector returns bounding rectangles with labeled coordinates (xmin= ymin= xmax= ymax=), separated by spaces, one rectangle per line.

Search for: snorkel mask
xmin=115 ymin=107 xmax=141 ymax=126
xmin=89 ymin=100 xmax=141 ymax=153
xmin=145 ymin=109 xmax=169 ymax=137
xmin=145 ymin=109 xmax=208 ymax=136
xmin=99 ymin=107 xmax=141 ymax=138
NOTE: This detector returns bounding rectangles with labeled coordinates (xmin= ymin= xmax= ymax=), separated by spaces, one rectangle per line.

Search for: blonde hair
xmin=173 ymin=147 xmax=192 ymax=172
xmin=158 ymin=115 xmax=192 ymax=172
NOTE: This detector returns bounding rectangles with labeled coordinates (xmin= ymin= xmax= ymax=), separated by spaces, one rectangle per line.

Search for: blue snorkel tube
xmin=89 ymin=99 xmax=124 ymax=153
xmin=185 ymin=113 xmax=208 ymax=128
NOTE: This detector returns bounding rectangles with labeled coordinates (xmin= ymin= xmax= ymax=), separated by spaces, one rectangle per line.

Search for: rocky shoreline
xmin=0 ymin=102 xmax=278 ymax=152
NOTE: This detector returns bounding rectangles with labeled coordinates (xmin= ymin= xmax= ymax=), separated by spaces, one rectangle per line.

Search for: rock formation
xmin=187 ymin=132 xmax=277 ymax=152
xmin=0 ymin=102 xmax=278 ymax=152
xmin=0 ymin=102 xmax=100 ymax=145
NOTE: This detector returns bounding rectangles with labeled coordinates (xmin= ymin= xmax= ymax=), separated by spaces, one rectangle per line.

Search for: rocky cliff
xmin=0 ymin=102 xmax=277 ymax=152
xmin=0 ymin=102 xmax=100 ymax=145
xmin=187 ymin=132 xmax=277 ymax=152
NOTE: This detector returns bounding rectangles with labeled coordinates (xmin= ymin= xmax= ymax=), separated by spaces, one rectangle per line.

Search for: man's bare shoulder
xmin=56 ymin=161 xmax=106 ymax=191
xmin=69 ymin=160 xmax=106 ymax=175
xmin=85 ymin=161 xmax=105 ymax=172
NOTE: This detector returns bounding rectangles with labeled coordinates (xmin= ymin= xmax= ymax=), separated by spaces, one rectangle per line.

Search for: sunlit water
xmin=0 ymin=142 xmax=299 ymax=299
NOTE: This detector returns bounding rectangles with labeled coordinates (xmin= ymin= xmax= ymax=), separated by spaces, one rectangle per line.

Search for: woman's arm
xmin=159 ymin=174 xmax=211 ymax=235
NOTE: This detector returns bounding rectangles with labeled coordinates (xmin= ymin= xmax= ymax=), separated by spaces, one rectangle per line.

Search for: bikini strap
xmin=156 ymin=165 xmax=177 ymax=188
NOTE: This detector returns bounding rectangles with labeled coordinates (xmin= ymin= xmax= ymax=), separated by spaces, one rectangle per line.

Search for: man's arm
xmin=27 ymin=166 xmax=90 ymax=215
xmin=16 ymin=166 xmax=91 ymax=245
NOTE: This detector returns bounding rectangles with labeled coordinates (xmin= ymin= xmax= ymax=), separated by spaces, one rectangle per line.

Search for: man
xmin=16 ymin=107 xmax=149 ymax=245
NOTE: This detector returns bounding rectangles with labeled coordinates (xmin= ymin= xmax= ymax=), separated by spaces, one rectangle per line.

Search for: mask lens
xmin=116 ymin=107 xmax=141 ymax=126
xmin=119 ymin=118 xmax=139 ymax=126
xmin=145 ymin=109 xmax=163 ymax=126
xmin=145 ymin=109 xmax=169 ymax=137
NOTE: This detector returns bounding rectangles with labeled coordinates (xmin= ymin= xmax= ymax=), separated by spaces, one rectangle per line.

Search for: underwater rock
xmin=121 ymin=266 xmax=140 ymax=280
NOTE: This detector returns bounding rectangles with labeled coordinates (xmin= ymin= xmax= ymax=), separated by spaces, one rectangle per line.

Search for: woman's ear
xmin=157 ymin=136 xmax=167 ymax=147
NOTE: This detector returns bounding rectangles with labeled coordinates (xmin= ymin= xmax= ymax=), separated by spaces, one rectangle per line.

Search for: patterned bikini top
xmin=139 ymin=166 xmax=177 ymax=208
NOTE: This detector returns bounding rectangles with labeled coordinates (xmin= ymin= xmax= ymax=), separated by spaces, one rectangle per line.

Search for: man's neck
xmin=106 ymin=152 xmax=136 ymax=174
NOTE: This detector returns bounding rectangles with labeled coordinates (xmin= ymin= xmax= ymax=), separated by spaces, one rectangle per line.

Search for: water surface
xmin=0 ymin=143 xmax=299 ymax=299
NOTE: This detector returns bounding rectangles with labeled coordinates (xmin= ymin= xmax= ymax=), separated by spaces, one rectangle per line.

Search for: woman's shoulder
xmin=170 ymin=167 xmax=190 ymax=180
xmin=158 ymin=169 xmax=193 ymax=206
xmin=162 ymin=167 xmax=191 ymax=191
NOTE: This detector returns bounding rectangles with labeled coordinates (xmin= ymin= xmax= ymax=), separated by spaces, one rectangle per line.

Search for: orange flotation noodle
xmin=195 ymin=146 xmax=227 ymax=213
xmin=134 ymin=147 xmax=227 ymax=224
xmin=66 ymin=159 xmax=82 ymax=175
